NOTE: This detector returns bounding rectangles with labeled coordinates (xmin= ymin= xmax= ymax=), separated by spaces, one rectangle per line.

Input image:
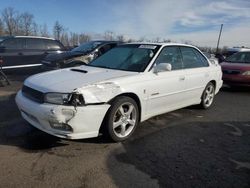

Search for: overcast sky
xmin=1 ymin=0 xmax=250 ymax=47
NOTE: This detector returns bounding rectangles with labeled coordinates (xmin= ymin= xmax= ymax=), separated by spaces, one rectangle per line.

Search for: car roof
xmin=122 ymin=42 xmax=197 ymax=48
xmin=227 ymin=47 xmax=250 ymax=52
xmin=239 ymin=49 xmax=250 ymax=52
xmin=14 ymin=36 xmax=56 ymax=40
xmin=0 ymin=35 xmax=56 ymax=40
xmin=91 ymin=40 xmax=122 ymax=44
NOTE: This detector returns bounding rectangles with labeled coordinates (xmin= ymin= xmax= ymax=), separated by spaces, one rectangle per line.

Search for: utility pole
xmin=216 ymin=24 xmax=223 ymax=53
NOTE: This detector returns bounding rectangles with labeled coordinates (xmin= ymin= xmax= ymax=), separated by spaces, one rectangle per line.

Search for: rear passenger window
xmin=192 ymin=49 xmax=209 ymax=67
xmin=46 ymin=40 xmax=62 ymax=50
xmin=180 ymin=47 xmax=208 ymax=69
xmin=26 ymin=39 xmax=45 ymax=50
xmin=1 ymin=38 xmax=25 ymax=49
xmin=155 ymin=46 xmax=183 ymax=70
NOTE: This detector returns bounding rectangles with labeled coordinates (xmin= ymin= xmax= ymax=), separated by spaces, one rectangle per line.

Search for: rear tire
xmin=104 ymin=96 xmax=139 ymax=142
xmin=199 ymin=82 xmax=215 ymax=109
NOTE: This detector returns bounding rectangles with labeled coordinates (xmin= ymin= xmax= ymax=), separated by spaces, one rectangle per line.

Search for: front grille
xmin=22 ymin=85 xmax=44 ymax=103
xmin=222 ymin=70 xmax=241 ymax=75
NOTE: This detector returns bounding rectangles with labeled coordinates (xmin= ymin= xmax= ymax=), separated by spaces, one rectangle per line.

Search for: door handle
xmin=18 ymin=52 xmax=23 ymax=56
xmin=179 ymin=76 xmax=185 ymax=81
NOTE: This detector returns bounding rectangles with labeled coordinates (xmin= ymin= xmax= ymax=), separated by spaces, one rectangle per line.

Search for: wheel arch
xmin=98 ymin=92 xmax=142 ymax=135
xmin=209 ymin=80 xmax=216 ymax=90
xmin=108 ymin=92 xmax=142 ymax=122
xmin=202 ymin=80 xmax=217 ymax=99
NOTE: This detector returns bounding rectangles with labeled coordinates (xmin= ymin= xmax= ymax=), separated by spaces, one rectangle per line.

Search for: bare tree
xmin=138 ymin=37 xmax=146 ymax=42
xmin=79 ymin=33 xmax=91 ymax=44
xmin=53 ymin=21 xmax=64 ymax=40
xmin=104 ymin=31 xmax=114 ymax=40
xmin=2 ymin=7 xmax=18 ymax=35
xmin=181 ymin=39 xmax=193 ymax=45
xmin=127 ymin=38 xmax=135 ymax=43
xmin=19 ymin=12 xmax=34 ymax=35
xmin=116 ymin=34 xmax=125 ymax=42
xmin=163 ymin=39 xmax=172 ymax=43
xmin=0 ymin=18 xmax=5 ymax=35
xmin=69 ymin=32 xmax=79 ymax=46
xmin=60 ymin=32 xmax=70 ymax=46
xmin=32 ymin=22 xmax=39 ymax=36
xmin=153 ymin=37 xmax=161 ymax=43
xmin=40 ymin=24 xmax=49 ymax=37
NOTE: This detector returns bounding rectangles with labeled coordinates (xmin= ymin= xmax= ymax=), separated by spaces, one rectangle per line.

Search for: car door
xmin=146 ymin=46 xmax=187 ymax=117
xmin=180 ymin=47 xmax=211 ymax=102
xmin=23 ymin=38 xmax=46 ymax=66
xmin=0 ymin=38 xmax=26 ymax=69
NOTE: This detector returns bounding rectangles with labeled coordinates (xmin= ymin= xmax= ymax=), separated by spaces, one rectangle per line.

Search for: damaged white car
xmin=16 ymin=43 xmax=222 ymax=142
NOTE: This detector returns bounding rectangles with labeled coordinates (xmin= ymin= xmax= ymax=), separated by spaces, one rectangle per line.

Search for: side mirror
xmin=154 ymin=63 xmax=172 ymax=73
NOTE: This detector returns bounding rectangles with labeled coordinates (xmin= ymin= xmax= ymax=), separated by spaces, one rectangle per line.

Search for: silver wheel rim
xmin=204 ymin=85 xmax=215 ymax=107
xmin=113 ymin=102 xmax=137 ymax=138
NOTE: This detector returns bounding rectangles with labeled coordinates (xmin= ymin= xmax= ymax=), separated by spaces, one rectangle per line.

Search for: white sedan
xmin=16 ymin=43 xmax=222 ymax=142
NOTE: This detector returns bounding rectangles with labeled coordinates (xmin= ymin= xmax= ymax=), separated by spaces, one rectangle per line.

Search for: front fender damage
xmin=73 ymin=82 xmax=122 ymax=104
xmin=45 ymin=82 xmax=120 ymax=131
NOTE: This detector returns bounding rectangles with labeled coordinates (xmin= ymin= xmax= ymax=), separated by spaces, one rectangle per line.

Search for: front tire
xmin=104 ymin=96 xmax=139 ymax=142
xmin=199 ymin=82 xmax=215 ymax=109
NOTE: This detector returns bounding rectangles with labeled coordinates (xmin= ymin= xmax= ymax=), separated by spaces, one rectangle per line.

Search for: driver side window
xmin=155 ymin=46 xmax=183 ymax=70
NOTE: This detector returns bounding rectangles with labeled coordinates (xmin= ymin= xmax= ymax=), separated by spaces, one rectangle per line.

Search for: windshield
xmin=225 ymin=52 xmax=250 ymax=63
xmin=88 ymin=44 xmax=161 ymax=72
xmin=72 ymin=41 xmax=103 ymax=53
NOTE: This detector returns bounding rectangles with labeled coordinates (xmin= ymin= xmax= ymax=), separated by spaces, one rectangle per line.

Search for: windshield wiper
xmin=87 ymin=64 xmax=111 ymax=69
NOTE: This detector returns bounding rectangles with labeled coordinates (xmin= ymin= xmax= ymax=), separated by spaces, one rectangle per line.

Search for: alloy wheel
xmin=112 ymin=102 xmax=137 ymax=138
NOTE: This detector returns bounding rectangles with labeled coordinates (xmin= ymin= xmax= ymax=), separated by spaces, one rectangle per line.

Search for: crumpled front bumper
xmin=15 ymin=91 xmax=110 ymax=139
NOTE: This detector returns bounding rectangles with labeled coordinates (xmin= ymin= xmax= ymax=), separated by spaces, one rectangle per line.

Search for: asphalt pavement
xmin=0 ymin=76 xmax=249 ymax=188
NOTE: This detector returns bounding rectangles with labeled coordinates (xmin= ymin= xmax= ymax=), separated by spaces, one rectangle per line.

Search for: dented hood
xmin=24 ymin=65 xmax=137 ymax=93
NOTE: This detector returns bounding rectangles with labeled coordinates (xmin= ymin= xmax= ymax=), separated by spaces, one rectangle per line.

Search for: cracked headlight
xmin=44 ymin=93 xmax=85 ymax=106
xmin=44 ymin=93 xmax=70 ymax=105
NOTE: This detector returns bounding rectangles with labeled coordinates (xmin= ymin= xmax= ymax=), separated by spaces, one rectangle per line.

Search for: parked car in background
xmin=223 ymin=47 xmax=250 ymax=58
xmin=215 ymin=53 xmax=226 ymax=64
xmin=16 ymin=43 xmax=222 ymax=142
xmin=41 ymin=40 xmax=120 ymax=71
xmin=202 ymin=52 xmax=219 ymax=65
xmin=0 ymin=36 xmax=66 ymax=72
xmin=221 ymin=50 xmax=250 ymax=87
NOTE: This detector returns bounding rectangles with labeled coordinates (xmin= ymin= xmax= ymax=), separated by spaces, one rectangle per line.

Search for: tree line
xmin=0 ymin=7 xmax=175 ymax=47
xmin=0 ymin=7 xmax=137 ymax=47
xmin=0 ymin=7 xmax=228 ymax=53
xmin=0 ymin=7 xmax=94 ymax=46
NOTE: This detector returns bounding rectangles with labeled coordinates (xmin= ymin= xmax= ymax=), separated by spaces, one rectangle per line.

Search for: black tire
xmin=199 ymin=82 xmax=215 ymax=109
xmin=104 ymin=96 xmax=139 ymax=142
